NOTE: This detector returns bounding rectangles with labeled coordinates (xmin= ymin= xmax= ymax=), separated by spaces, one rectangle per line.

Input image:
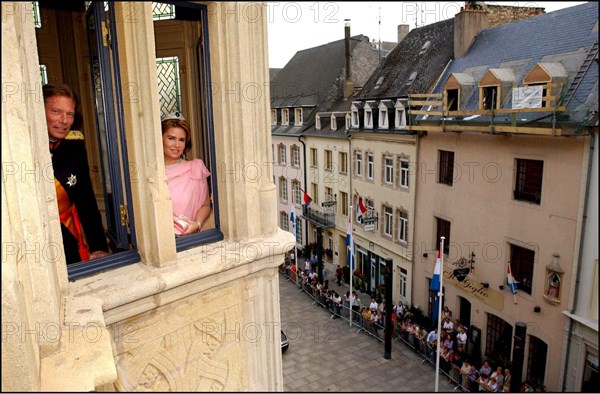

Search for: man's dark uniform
xmin=51 ymin=130 xmax=108 ymax=264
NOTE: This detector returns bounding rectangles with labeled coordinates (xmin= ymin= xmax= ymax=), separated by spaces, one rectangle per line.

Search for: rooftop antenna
xmin=378 ymin=7 xmax=381 ymax=61
xmin=415 ymin=3 xmax=419 ymax=28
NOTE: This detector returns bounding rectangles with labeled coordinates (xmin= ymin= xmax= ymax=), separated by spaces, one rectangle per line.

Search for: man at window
xmin=44 ymin=83 xmax=109 ymax=264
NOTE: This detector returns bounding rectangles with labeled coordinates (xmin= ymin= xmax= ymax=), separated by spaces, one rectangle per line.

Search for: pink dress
xmin=166 ymin=159 xmax=210 ymax=220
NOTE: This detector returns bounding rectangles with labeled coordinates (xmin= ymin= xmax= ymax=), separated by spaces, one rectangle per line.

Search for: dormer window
xmin=482 ymin=86 xmax=498 ymax=110
xmin=315 ymin=115 xmax=321 ymax=130
xmin=523 ymin=63 xmax=567 ymax=108
xmin=351 ymin=101 xmax=364 ymax=129
xmin=295 ymin=108 xmax=303 ymax=125
xmin=281 ymin=108 xmax=289 ymax=125
xmin=364 ymin=101 xmax=377 ymax=129
xmin=443 ymin=73 xmax=475 ymax=113
xmin=345 ymin=114 xmax=351 ymax=130
xmin=378 ymin=100 xmax=394 ymax=130
xmin=331 ymin=113 xmax=346 ymax=131
xmin=395 ymin=99 xmax=407 ymax=129
xmin=478 ymin=68 xmax=515 ymax=110
xmin=271 ymin=109 xmax=277 ymax=125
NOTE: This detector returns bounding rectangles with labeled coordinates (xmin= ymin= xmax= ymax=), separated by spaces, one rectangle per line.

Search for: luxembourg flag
xmin=507 ymin=263 xmax=518 ymax=294
xmin=430 ymin=248 xmax=442 ymax=293
xmin=345 ymin=215 xmax=354 ymax=269
xmin=301 ymin=189 xmax=312 ymax=206
xmin=430 ymin=246 xmax=442 ymax=322
xmin=356 ymin=196 xmax=367 ymax=224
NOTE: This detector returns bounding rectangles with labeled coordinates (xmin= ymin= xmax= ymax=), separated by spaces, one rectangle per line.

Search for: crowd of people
xmin=279 ymin=259 xmax=545 ymax=393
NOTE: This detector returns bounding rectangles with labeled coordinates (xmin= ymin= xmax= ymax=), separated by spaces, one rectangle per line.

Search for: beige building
xmin=2 ymin=2 xmax=292 ymax=391
xmin=410 ymin=4 xmax=598 ymax=391
xmin=349 ymin=132 xmax=416 ymax=303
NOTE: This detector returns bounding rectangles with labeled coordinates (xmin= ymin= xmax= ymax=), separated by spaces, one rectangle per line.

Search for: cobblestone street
xmin=279 ymin=274 xmax=455 ymax=392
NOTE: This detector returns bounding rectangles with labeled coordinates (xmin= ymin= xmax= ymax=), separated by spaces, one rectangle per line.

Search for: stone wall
xmin=486 ymin=4 xmax=545 ymax=28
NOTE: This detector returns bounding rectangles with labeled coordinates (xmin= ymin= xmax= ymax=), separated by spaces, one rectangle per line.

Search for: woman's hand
xmin=181 ymin=216 xmax=202 ymax=234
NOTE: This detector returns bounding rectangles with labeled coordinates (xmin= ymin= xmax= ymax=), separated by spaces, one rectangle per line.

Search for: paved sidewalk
xmin=279 ymin=271 xmax=456 ymax=392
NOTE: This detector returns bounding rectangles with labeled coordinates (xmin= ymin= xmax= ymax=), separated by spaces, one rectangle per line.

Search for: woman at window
xmin=161 ymin=113 xmax=211 ymax=235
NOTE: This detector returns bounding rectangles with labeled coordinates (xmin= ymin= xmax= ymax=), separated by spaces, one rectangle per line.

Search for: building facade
xmin=2 ymin=2 xmax=291 ymax=391
xmin=410 ymin=4 xmax=598 ymax=391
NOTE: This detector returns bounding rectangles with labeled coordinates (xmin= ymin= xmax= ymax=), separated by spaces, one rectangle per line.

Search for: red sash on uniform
xmin=54 ymin=178 xmax=90 ymax=262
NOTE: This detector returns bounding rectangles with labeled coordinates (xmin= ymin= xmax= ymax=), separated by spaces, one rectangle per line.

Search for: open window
xmin=478 ymin=69 xmax=515 ymax=110
xmin=443 ymin=73 xmax=475 ymax=113
xmin=524 ymin=63 xmax=567 ymax=108
xmin=364 ymin=100 xmax=378 ymax=129
xmin=378 ymin=100 xmax=394 ymax=130
xmin=35 ymin=1 xmax=222 ymax=280
xmin=350 ymin=101 xmax=364 ymax=129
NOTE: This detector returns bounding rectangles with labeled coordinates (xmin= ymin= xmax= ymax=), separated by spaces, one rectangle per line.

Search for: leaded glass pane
xmin=156 ymin=56 xmax=182 ymax=118
xmin=152 ymin=2 xmax=176 ymax=21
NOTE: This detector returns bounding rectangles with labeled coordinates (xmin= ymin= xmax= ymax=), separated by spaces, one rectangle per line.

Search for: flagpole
xmin=291 ymin=193 xmax=299 ymax=285
xmin=349 ymin=204 xmax=353 ymax=327
xmin=434 ymin=236 xmax=445 ymax=393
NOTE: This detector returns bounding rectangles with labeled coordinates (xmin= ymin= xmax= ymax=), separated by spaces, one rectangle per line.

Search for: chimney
xmin=344 ymin=19 xmax=354 ymax=100
xmin=397 ymin=24 xmax=409 ymax=42
xmin=454 ymin=3 xmax=488 ymax=58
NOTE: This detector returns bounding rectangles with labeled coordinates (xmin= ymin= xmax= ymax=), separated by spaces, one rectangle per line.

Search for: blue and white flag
xmin=430 ymin=245 xmax=442 ymax=322
xmin=345 ymin=215 xmax=354 ymax=269
xmin=507 ymin=263 xmax=518 ymax=294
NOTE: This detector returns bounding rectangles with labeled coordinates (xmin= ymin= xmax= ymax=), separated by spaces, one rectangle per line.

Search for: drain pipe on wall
xmin=299 ymin=135 xmax=307 ymax=247
xmin=561 ymin=129 xmax=596 ymax=391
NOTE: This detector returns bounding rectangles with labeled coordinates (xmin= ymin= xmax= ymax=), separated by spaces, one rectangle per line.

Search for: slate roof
xmin=427 ymin=2 xmax=598 ymax=125
xmin=270 ymin=35 xmax=371 ymax=109
xmin=271 ymin=34 xmax=381 ymax=137
xmin=357 ymin=18 xmax=454 ymax=100
xmin=269 ymin=68 xmax=282 ymax=81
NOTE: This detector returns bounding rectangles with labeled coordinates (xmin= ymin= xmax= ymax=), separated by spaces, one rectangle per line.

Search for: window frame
xmin=355 ymin=150 xmax=363 ymax=177
xmin=279 ymin=177 xmax=288 ymax=202
xmin=325 ymin=149 xmax=333 ymax=171
xmin=339 ymin=151 xmax=348 ymax=174
xmin=400 ymin=159 xmax=410 ymax=189
xmin=280 ymin=211 xmax=289 ymax=231
xmin=278 ymin=143 xmax=287 ymax=165
xmin=438 ymin=150 xmax=455 ymax=186
xmin=294 ymin=108 xmax=303 ymax=125
xmin=509 ymin=243 xmax=535 ymax=295
xmin=367 ymin=153 xmax=374 ymax=180
xmin=281 ymin=108 xmax=289 ymax=125
xmin=397 ymin=209 xmax=408 ymax=243
xmin=340 ymin=191 xmax=349 ymax=216
xmin=384 ymin=156 xmax=394 ymax=185
xmin=514 ymin=158 xmax=543 ymax=205
xmin=436 ymin=217 xmax=451 ymax=255
xmin=69 ymin=1 xmax=224 ymax=279
xmin=291 ymin=145 xmax=300 ymax=167
xmin=383 ymin=205 xmax=393 ymax=237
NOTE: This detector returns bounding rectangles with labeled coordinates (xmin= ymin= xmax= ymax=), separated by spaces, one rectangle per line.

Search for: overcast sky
xmin=266 ymin=2 xmax=588 ymax=68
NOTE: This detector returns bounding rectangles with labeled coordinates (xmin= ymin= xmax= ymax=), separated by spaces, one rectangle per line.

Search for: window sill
xmin=543 ymin=295 xmax=561 ymax=305
xmin=70 ymin=230 xmax=294 ymax=324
